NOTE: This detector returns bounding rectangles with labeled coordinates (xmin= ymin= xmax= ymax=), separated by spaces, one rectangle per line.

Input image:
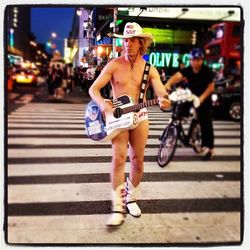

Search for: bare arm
xmin=165 ymin=71 xmax=215 ymax=104
xmin=164 ymin=72 xmax=183 ymax=91
xmin=149 ymin=66 xmax=171 ymax=109
xmin=89 ymin=63 xmax=114 ymax=112
xmin=199 ymin=81 xmax=215 ymax=104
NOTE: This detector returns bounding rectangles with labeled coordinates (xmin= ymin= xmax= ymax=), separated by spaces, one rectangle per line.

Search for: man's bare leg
xmin=111 ymin=131 xmax=129 ymax=188
xmin=129 ymin=120 xmax=149 ymax=186
xmin=106 ymin=131 xmax=129 ymax=226
xmin=126 ymin=120 xmax=149 ymax=217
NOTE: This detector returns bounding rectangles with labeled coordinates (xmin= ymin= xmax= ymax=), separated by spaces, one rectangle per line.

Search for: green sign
xmin=116 ymin=20 xmax=123 ymax=26
xmin=149 ymin=52 xmax=190 ymax=68
xmin=115 ymin=38 xmax=123 ymax=47
xmin=142 ymin=27 xmax=192 ymax=45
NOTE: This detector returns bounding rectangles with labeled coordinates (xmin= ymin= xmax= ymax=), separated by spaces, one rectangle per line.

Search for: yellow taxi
xmin=12 ymin=69 xmax=37 ymax=86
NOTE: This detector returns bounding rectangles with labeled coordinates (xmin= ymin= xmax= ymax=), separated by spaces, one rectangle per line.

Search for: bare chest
xmin=111 ymin=63 xmax=146 ymax=100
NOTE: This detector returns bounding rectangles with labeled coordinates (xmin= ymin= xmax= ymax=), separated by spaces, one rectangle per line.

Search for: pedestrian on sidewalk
xmin=89 ymin=22 xmax=170 ymax=226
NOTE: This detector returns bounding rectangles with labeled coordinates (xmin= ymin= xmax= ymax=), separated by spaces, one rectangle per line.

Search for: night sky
xmin=31 ymin=7 xmax=75 ymax=55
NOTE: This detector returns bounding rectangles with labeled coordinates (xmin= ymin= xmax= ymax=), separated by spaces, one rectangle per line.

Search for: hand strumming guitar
xmin=100 ymin=99 xmax=113 ymax=113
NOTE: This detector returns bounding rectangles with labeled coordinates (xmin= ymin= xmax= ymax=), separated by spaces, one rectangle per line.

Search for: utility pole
xmin=112 ymin=8 xmax=118 ymax=58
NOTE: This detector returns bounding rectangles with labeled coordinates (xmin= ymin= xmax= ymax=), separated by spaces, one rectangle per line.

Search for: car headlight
xmin=211 ymin=94 xmax=218 ymax=102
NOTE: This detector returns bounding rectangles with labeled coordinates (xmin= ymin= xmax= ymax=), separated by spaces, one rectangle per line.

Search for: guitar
xmin=85 ymin=89 xmax=199 ymax=142
xmin=85 ymin=95 xmax=158 ymax=142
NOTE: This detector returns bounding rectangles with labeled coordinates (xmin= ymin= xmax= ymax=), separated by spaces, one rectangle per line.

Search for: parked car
xmin=12 ymin=69 xmax=38 ymax=87
xmin=212 ymin=83 xmax=241 ymax=121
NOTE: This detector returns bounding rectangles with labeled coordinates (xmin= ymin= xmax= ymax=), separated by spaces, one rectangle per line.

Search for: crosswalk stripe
xmin=7 ymin=129 xmax=241 ymax=136
xmin=8 ymin=113 xmax=240 ymax=123
xmin=7 ymin=144 xmax=240 ymax=149
xmin=7 ymin=138 xmax=241 ymax=146
xmin=8 ymin=155 xmax=241 ymax=165
xmin=8 ymin=198 xmax=240 ymax=215
xmin=8 ymin=172 xmax=240 ymax=185
xmin=8 ymin=124 xmax=240 ymax=131
xmin=8 ymin=147 xmax=240 ymax=158
xmin=7 ymin=134 xmax=241 ymax=139
xmin=8 ymin=161 xmax=241 ymax=176
xmin=8 ymin=181 xmax=240 ymax=203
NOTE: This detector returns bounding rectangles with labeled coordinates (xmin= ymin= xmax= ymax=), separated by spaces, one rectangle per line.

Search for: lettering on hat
xmin=125 ymin=30 xmax=136 ymax=35
xmin=126 ymin=24 xmax=134 ymax=29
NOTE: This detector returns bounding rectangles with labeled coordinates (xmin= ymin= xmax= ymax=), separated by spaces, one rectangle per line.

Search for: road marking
xmin=14 ymin=94 xmax=34 ymax=104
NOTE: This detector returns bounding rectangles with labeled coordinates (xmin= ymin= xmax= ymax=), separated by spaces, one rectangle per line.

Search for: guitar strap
xmin=138 ymin=62 xmax=151 ymax=103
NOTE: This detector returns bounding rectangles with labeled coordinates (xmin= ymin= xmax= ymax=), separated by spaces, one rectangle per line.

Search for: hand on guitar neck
xmin=157 ymin=95 xmax=171 ymax=110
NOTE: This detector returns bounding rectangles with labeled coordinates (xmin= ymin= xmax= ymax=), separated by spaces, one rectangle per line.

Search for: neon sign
xmin=142 ymin=28 xmax=192 ymax=45
xmin=9 ymin=29 xmax=14 ymax=47
xmin=148 ymin=52 xmax=190 ymax=68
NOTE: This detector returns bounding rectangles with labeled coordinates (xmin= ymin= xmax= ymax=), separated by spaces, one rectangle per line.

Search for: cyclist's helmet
xmin=189 ymin=48 xmax=204 ymax=60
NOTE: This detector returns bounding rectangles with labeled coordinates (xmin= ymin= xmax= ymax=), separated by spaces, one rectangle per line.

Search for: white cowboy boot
xmin=126 ymin=177 xmax=141 ymax=217
xmin=106 ymin=183 xmax=126 ymax=226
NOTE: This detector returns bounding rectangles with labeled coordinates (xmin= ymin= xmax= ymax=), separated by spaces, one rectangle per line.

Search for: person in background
xmin=160 ymin=68 xmax=166 ymax=82
xmin=53 ymin=64 xmax=64 ymax=99
xmin=65 ymin=63 xmax=74 ymax=93
xmin=165 ymin=48 xmax=215 ymax=160
xmin=98 ymin=66 xmax=111 ymax=99
xmin=47 ymin=65 xmax=56 ymax=100
xmin=86 ymin=64 xmax=95 ymax=94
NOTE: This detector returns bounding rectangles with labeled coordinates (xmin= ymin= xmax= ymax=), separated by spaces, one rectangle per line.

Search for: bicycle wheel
xmin=189 ymin=122 xmax=202 ymax=153
xmin=157 ymin=124 xmax=178 ymax=167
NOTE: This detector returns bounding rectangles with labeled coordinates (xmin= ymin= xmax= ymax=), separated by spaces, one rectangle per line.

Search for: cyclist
xmin=165 ymin=48 xmax=215 ymax=160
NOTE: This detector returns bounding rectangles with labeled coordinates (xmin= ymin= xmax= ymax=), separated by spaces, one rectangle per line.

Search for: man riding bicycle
xmin=165 ymin=48 xmax=215 ymax=160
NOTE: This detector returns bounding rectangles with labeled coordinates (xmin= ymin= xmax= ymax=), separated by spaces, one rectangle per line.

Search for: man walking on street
xmin=89 ymin=22 xmax=170 ymax=226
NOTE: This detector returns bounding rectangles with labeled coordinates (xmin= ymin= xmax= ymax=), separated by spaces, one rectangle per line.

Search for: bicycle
xmin=157 ymin=88 xmax=202 ymax=167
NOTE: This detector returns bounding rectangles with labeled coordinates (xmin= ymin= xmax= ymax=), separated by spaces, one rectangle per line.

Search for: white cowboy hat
xmin=113 ymin=22 xmax=153 ymax=45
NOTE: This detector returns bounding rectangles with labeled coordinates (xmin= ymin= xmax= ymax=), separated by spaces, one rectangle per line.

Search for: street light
xmin=30 ymin=41 xmax=37 ymax=47
xmin=49 ymin=32 xmax=65 ymax=57
xmin=76 ymin=8 xmax=82 ymax=16
xmin=51 ymin=32 xmax=57 ymax=39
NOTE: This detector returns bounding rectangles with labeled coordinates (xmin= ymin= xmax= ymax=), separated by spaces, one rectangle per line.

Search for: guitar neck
xmin=122 ymin=98 xmax=158 ymax=114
